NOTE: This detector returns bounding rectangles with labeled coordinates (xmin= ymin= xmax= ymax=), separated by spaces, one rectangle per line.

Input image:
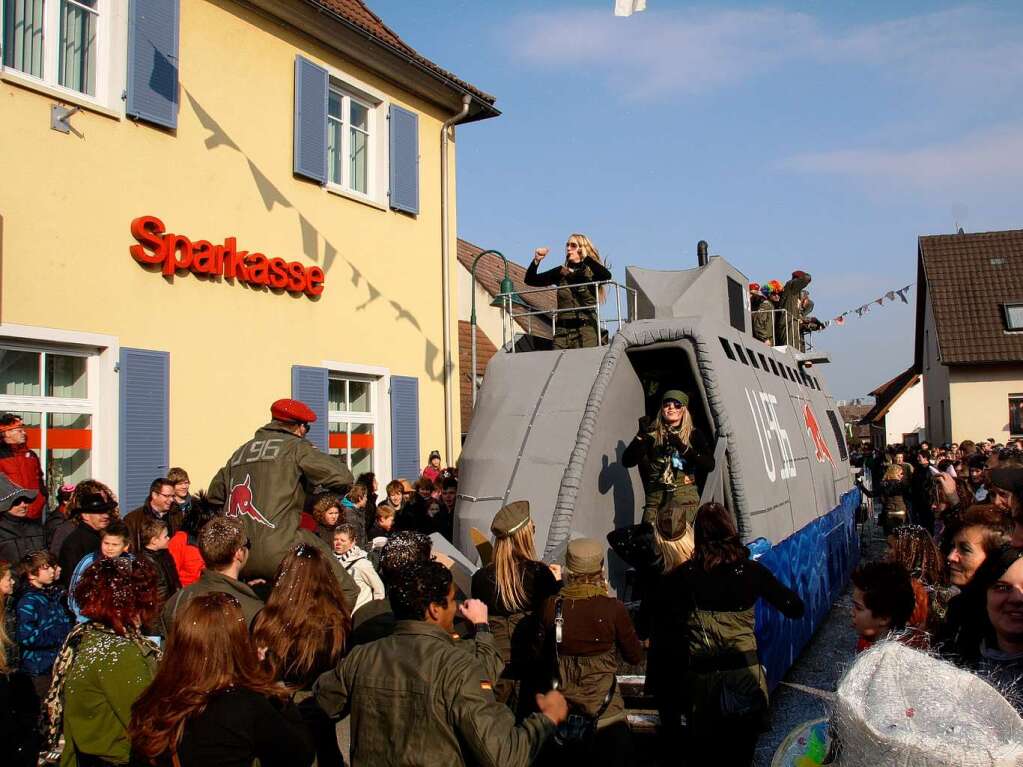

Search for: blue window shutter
xmin=126 ymin=0 xmax=180 ymax=129
xmin=389 ymin=105 xmax=419 ymax=214
xmin=390 ymin=376 xmax=420 ymax=479
xmin=291 ymin=366 xmax=329 ymax=452
xmin=294 ymin=56 xmax=328 ymax=184
xmin=119 ymin=348 xmax=169 ymax=509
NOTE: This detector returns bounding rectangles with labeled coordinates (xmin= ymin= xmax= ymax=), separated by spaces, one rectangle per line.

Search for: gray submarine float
xmin=451 ymin=242 xmax=860 ymax=690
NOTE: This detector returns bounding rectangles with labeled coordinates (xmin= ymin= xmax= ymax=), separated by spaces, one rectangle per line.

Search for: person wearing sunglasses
xmin=525 ymin=233 xmax=612 ymax=350
xmin=622 ymin=391 xmax=715 ymax=556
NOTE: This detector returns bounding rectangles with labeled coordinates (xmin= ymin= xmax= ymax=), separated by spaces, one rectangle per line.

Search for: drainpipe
xmin=441 ymin=94 xmax=472 ymax=466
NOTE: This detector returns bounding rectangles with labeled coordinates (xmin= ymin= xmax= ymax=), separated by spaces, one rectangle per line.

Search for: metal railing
xmin=495 ymin=280 xmax=638 ymax=351
xmin=753 ymin=307 xmax=817 ymax=351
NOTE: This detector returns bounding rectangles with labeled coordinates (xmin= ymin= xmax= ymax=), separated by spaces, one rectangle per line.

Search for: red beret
xmin=270 ymin=399 xmax=317 ymax=424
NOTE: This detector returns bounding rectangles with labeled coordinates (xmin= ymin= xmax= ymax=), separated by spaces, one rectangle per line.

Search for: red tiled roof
xmin=457 ymin=239 xmax=554 ymax=339
xmin=860 ymin=366 xmax=920 ymax=425
xmin=458 ymin=320 xmax=497 ymax=433
xmin=304 ymin=0 xmax=496 ymax=106
xmin=916 ymin=229 xmax=1023 ymax=366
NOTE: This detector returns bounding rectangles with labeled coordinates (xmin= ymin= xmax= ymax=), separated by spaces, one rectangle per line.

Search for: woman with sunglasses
xmin=623 ymin=390 xmax=715 ymax=546
xmin=526 ymin=234 xmax=612 ymax=349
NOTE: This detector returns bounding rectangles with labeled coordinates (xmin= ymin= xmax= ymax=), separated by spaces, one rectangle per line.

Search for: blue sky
xmin=374 ymin=1 xmax=1023 ymax=399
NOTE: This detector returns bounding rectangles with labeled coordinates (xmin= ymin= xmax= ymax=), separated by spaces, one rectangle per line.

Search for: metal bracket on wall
xmin=51 ymin=104 xmax=83 ymax=135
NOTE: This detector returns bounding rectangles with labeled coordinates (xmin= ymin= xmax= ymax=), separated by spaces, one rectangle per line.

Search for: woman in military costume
xmin=525 ymin=233 xmax=613 ymax=349
xmin=622 ymin=390 xmax=715 ymax=537
xmin=471 ymin=501 xmax=561 ymax=714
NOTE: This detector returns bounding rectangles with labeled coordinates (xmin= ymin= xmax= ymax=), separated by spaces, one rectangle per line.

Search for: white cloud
xmin=505 ymin=5 xmax=1023 ymax=100
xmin=782 ymin=125 xmax=1023 ymax=187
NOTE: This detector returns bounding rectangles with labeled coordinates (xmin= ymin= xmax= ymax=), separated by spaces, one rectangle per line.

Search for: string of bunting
xmin=819 ymin=283 xmax=914 ymax=329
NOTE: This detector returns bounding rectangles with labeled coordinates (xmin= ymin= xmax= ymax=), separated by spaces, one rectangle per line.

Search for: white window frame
xmin=322 ymin=66 xmax=388 ymax=210
xmin=0 ymin=0 xmax=127 ymax=115
xmin=323 ymin=361 xmax=392 ymax=484
xmin=0 ymin=340 xmax=100 ymax=498
xmin=1005 ymin=303 xmax=1023 ymax=332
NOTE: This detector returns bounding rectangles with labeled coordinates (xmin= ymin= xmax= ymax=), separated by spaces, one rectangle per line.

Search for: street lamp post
xmin=470 ymin=250 xmax=526 ymax=406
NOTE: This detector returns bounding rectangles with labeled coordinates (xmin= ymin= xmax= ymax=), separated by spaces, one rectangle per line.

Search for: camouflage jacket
xmin=314 ymin=620 xmax=554 ymax=766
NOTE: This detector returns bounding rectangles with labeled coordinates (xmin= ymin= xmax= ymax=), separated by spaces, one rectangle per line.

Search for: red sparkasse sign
xmin=130 ymin=215 xmax=325 ymax=296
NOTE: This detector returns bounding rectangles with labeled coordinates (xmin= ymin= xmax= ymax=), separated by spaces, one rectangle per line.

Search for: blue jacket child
xmin=16 ymin=583 xmax=73 ymax=676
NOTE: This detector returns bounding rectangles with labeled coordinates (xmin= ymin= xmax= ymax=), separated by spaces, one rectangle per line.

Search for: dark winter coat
xmin=57 ymin=523 xmax=101 ymax=586
xmin=0 ymin=512 xmax=46 ymax=564
xmin=124 ymin=503 xmax=184 ymax=556
xmin=15 ymin=584 xmax=73 ymax=675
xmin=160 ymin=569 xmax=264 ymax=637
xmin=141 ymin=548 xmax=181 ymax=634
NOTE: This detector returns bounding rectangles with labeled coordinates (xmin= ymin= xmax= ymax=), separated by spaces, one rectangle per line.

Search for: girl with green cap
xmin=622 ymin=389 xmax=715 ymax=540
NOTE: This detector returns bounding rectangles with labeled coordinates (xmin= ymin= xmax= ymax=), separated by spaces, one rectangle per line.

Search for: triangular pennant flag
xmin=885 ymin=291 xmax=896 ymax=302
xmin=874 ymin=297 xmax=884 ymax=306
xmin=896 ymin=287 xmax=910 ymax=303
xmin=835 ymin=316 xmax=845 ymax=325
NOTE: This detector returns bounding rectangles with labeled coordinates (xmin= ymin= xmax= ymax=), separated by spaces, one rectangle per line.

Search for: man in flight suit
xmin=314 ymin=560 xmax=568 ymax=766
xmin=208 ymin=398 xmax=359 ymax=608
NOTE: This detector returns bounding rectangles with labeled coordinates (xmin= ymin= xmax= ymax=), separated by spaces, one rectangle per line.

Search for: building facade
xmin=915 ymin=230 xmax=1023 ymax=444
xmin=0 ymin=0 xmax=497 ymax=508
xmin=860 ymin=366 xmax=925 ymax=448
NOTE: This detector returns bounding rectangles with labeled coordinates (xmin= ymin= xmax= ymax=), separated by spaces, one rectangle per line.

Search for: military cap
xmin=270 ymin=398 xmax=317 ymax=424
xmin=661 ymin=390 xmax=688 ymax=407
xmin=566 ymin=538 xmax=604 ymax=575
xmin=491 ymin=500 xmax=531 ymax=538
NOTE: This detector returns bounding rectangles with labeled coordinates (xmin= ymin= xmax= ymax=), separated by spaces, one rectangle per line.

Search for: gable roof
xmin=915 ymin=229 xmax=1023 ymax=367
xmin=301 ymin=0 xmax=497 ymax=120
xmin=860 ymin=365 xmax=920 ymax=425
xmin=457 ymin=239 xmax=554 ymax=339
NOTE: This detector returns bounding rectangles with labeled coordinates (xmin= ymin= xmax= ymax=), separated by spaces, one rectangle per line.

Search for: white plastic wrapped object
xmin=833 ymin=641 xmax=1023 ymax=766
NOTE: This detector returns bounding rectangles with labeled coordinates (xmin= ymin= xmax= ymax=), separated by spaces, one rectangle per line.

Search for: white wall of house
xmin=885 ymin=379 xmax=925 ymax=445
xmin=949 ymin=364 xmax=1023 ymax=442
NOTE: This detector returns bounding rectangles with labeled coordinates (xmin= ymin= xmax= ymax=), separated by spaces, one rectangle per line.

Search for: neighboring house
xmin=0 ymin=0 xmax=498 ymax=502
xmin=456 ymin=239 xmax=554 ymax=436
xmin=915 ymin=230 xmax=1023 ymax=444
xmin=838 ymin=402 xmax=872 ymax=447
xmin=860 ymin=367 xmax=925 ymax=449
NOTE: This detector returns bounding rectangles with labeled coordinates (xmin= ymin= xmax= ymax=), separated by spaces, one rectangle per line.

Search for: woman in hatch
xmin=526 ymin=234 xmax=612 ymax=349
xmin=622 ymin=390 xmax=715 ymax=541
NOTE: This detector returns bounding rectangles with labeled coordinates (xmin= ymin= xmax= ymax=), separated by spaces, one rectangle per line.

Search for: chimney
xmin=697 ymin=240 xmax=709 ymax=267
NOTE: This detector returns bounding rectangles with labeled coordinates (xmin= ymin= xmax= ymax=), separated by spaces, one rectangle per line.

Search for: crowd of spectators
xmin=851 ymin=437 xmax=1023 ymax=712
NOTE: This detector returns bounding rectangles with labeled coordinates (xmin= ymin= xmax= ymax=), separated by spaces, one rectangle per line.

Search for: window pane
xmin=0 ymin=349 xmax=41 ymax=396
xmin=46 ymin=353 xmax=87 ymax=398
xmin=328 ymin=379 xmax=347 ymax=412
xmin=349 ymin=380 xmax=370 ymax=413
xmin=1011 ymin=397 xmax=1023 ymax=437
xmin=328 ymin=420 xmax=349 ymax=464
xmin=46 ymin=412 xmax=92 ymax=486
xmin=328 ymin=90 xmax=342 ymax=119
xmin=2 ymin=0 xmax=46 ymax=78
xmin=58 ymin=0 xmax=96 ymax=95
xmin=350 ymin=126 xmax=367 ymax=193
xmin=1008 ymin=305 xmax=1023 ymax=330
xmin=349 ymin=101 xmax=367 ymax=131
xmin=327 ymin=118 xmax=343 ymax=185
xmin=350 ymin=422 xmax=373 ymax=476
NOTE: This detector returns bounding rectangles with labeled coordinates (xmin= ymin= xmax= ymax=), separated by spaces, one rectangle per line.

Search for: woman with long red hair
xmin=130 ymin=592 xmax=313 ymax=767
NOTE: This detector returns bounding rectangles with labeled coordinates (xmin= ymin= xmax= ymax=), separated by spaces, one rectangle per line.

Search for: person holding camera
xmin=537 ymin=539 xmax=642 ymax=766
xmin=622 ymin=390 xmax=715 ymax=533
xmin=525 ymin=234 xmax=612 ymax=349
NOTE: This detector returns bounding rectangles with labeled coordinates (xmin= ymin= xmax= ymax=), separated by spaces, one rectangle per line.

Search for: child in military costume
xmin=525 ymin=234 xmax=612 ymax=350
xmin=622 ymin=390 xmax=715 ymax=532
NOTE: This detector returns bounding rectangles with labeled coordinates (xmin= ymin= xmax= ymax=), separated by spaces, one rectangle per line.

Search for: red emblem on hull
xmin=803 ymin=404 xmax=836 ymax=467
xmin=226 ymin=474 xmax=275 ymax=528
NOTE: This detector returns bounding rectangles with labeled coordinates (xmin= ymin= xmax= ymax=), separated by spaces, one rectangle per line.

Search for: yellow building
xmin=915 ymin=230 xmax=1023 ymax=444
xmin=0 ymin=0 xmax=498 ymax=508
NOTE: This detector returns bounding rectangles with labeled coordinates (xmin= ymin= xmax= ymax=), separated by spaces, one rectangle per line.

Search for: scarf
xmin=39 ymin=621 xmax=162 ymax=763
xmin=338 ymin=545 xmax=367 ymax=569
xmin=559 ymin=582 xmax=607 ymax=600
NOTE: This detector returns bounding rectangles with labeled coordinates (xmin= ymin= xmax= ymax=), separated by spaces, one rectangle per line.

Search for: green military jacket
xmin=751 ymin=297 xmax=774 ymax=344
xmin=207 ymin=421 xmax=359 ymax=606
xmin=159 ymin=568 xmax=264 ymax=637
xmin=314 ymin=620 xmax=554 ymax=766
xmin=684 ymin=606 xmax=767 ymax=722
xmin=776 ymin=272 xmax=811 ymax=346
